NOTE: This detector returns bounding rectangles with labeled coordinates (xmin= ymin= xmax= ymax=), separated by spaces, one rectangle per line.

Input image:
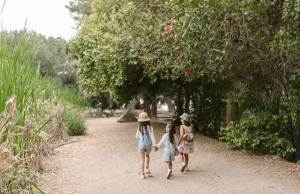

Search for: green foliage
xmin=272 ymin=0 xmax=300 ymax=56
xmin=0 ymin=31 xmax=87 ymax=192
xmin=66 ymin=0 xmax=93 ymax=22
xmin=0 ymin=31 xmax=39 ymax=124
xmin=70 ymin=0 xmax=300 ymax=160
xmin=1 ymin=30 xmax=69 ymax=76
xmin=220 ymin=113 xmax=296 ymax=159
xmin=39 ymin=77 xmax=89 ymax=108
xmin=63 ymin=111 xmax=86 ymax=136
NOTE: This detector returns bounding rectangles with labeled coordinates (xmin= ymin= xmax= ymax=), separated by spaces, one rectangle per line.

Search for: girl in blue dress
xmin=135 ymin=112 xmax=156 ymax=179
xmin=155 ymin=122 xmax=178 ymax=179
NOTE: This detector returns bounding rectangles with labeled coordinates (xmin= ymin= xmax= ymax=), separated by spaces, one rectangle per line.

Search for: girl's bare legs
xmin=184 ymin=154 xmax=189 ymax=165
xmin=145 ymin=152 xmax=152 ymax=176
xmin=145 ymin=153 xmax=150 ymax=170
xmin=180 ymin=153 xmax=185 ymax=164
xmin=181 ymin=153 xmax=189 ymax=172
xmin=166 ymin=161 xmax=172 ymax=179
xmin=140 ymin=152 xmax=146 ymax=178
xmin=165 ymin=161 xmax=169 ymax=170
xmin=168 ymin=161 xmax=172 ymax=170
xmin=165 ymin=161 xmax=172 ymax=170
xmin=184 ymin=154 xmax=189 ymax=171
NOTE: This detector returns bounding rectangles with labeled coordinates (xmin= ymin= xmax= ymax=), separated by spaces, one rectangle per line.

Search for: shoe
xmin=140 ymin=173 xmax=146 ymax=179
xmin=166 ymin=170 xmax=172 ymax=179
xmin=145 ymin=169 xmax=152 ymax=177
xmin=185 ymin=167 xmax=190 ymax=172
xmin=181 ymin=164 xmax=187 ymax=172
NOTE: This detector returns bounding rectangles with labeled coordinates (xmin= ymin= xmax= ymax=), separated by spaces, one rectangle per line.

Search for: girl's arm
xmin=180 ymin=125 xmax=188 ymax=140
xmin=174 ymin=135 xmax=179 ymax=146
xmin=156 ymin=134 xmax=167 ymax=148
xmin=179 ymin=125 xmax=184 ymax=137
xmin=135 ymin=128 xmax=140 ymax=139
xmin=178 ymin=125 xmax=186 ymax=145
xmin=149 ymin=127 xmax=157 ymax=145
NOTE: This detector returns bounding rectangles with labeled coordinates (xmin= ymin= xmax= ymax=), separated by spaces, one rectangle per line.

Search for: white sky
xmin=0 ymin=0 xmax=76 ymax=40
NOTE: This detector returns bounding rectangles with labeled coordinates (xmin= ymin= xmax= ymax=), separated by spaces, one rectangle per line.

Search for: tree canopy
xmin=70 ymin=0 xmax=300 ymax=161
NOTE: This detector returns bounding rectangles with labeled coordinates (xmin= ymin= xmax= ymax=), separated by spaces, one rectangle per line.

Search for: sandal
xmin=185 ymin=167 xmax=190 ymax=172
xmin=181 ymin=164 xmax=187 ymax=172
xmin=140 ymin=173 xmax=146 ymax=179
xmin=145 ymin=168 xmax=152 ymax=177
xmin=166 ymin=170 xmax=172 ymax=179
xmin=145 ymin=171 xmax=152 ymax=177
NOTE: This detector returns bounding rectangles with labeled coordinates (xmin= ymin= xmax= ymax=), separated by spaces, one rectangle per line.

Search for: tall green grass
xmin=0 ymin=32 xmax=40 ymax=124
xmin=39 ymin=77 xmax=89 ymax=108
xmin=0 ymin=32 xmax=88 ymax=115
xmin=0 ymin=31 xmax=87 ymax=193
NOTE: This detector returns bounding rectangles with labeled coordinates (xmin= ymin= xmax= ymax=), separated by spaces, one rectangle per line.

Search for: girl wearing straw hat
xmin=135 ymin=112 xmax=157 ymax=179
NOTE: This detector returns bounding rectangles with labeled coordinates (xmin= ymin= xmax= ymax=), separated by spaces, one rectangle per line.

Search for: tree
xmin=66 ymin=0 xmax=93 ymax=24
xmin=70 ymin=0 xmax=300 ymax=159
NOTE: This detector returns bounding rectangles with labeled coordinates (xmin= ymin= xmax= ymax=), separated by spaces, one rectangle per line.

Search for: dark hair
xmin=167 ymin=121 xmax=176 ymax=145
xmin=139 ymin=121 xmax=151 ymax=135
xmin=183 ymin=120 xmax=191 ymax=127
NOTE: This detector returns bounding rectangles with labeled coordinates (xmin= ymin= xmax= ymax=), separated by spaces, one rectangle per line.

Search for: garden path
xmin=40 ymin=117 xmax=300 ymax=194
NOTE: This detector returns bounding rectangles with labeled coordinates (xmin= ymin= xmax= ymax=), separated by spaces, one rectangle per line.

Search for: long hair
xmin=167 ymin=122 xmax=176 ymax=145
xmin=139 ymin=121 xmax=151 ymax=135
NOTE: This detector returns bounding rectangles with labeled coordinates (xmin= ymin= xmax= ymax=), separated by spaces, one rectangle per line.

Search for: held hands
xmin=154 ymin=145 xmax=159 ymax=152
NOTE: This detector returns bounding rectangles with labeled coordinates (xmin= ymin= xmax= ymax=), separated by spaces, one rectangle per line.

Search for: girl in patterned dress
xmin=178 ymin=113 xmax=194 ymax=172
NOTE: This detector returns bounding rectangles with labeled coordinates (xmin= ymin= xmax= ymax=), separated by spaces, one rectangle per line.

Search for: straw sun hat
xmin=138 ymin=112 xmax=151 ymax=122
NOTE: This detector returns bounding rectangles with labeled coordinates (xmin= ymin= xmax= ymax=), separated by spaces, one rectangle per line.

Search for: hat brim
xmin=138 ymin=118 xmax=150 ymax=122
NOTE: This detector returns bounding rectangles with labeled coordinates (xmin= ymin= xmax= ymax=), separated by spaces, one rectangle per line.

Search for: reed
xmin=0 ymin=32 xmax=87 ymax=193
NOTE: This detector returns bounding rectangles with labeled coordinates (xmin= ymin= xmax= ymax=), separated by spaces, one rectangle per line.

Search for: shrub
xmin=220 ymin=113 xmax=296 ymax=159
xmin=64 ymin=111 xmax=86 ymax=136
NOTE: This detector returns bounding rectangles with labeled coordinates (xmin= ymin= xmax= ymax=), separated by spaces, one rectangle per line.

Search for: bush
xmin=219 ymin=113 xmax=296 ymax=159
xmin=64 ymin=111 xmax=86 ymax=136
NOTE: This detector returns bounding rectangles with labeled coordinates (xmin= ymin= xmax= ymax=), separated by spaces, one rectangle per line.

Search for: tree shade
xmin=70 ymin=0 xmax=300 ymax=161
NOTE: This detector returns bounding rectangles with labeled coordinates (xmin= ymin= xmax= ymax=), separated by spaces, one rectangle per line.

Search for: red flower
xmin=184 ymin=68 xmax=190 ymax=76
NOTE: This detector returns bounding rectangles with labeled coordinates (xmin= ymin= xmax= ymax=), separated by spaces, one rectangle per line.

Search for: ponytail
xmin=139 ymin=121 xmax=151 ymax=135
xmin=167 ymin=122 xmax=176 ymax=145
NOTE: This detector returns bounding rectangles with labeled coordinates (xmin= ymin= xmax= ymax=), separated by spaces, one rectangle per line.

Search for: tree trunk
xmin=175 ymin=86 xmax=184 ymax=124
xmin=191 ymin=90 xmax=201 ymax=132
xmin=295 ymin=106 xmax=300 ymax=160
xmin=226 ymin=92 xmax=236 ymax=126
xmin=184 ymin=87 xmax=191 ymax=113
xmin=165 ymin=97 xmax=175 ymax=113
xmin=143 ymin=97 xmax=151 ymax=117
xmin=151 ymin=97 xmax=157 ymax=118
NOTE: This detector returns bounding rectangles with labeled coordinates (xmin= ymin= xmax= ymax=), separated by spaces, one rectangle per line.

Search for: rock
xmin=103 ymin=110 xmax=114 ymax=117
xmin=117 ymin=111 xmax=137 ymax=122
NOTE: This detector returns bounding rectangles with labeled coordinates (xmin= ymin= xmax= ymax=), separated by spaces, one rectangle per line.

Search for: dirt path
xmin=40 ymin=117 xmax=300 ymax=194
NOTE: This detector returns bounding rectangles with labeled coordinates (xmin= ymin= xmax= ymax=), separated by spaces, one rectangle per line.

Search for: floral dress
xmin=178 ymin=125 xmax=194 ymax=154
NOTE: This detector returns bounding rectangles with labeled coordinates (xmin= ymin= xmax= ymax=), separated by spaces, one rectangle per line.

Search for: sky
xmin=0 ymin=0 xmax=76 ymax=40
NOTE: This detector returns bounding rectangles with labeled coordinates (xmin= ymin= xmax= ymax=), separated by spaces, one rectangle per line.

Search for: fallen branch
xmin=53 ymin=139 xmax=78 ymax=149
